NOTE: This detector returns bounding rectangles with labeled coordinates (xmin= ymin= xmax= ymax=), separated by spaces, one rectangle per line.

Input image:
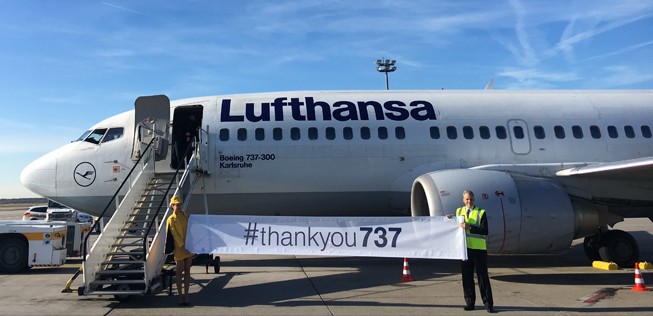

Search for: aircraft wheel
xmin=598 ymin=230 xmax=639 ymax=268
xmin=0 ymin=235 xmax=29 ymax=273
xmin=583 ymin=236 xmax=601 ymax=261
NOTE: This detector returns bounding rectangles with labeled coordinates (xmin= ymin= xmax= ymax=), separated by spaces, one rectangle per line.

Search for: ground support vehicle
xmin=0 ymin=220 xmax=68 ymax=273
xmin=46 ymin=210 xmax=93 ymax=257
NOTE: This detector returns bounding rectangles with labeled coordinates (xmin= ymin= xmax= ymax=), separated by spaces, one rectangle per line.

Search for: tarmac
xmin=1 ymin=205 xmax=652 ymax=315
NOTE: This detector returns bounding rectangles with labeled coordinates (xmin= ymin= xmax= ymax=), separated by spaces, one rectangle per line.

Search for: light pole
xmin=376 ymin=58 xmax=396 ymax=90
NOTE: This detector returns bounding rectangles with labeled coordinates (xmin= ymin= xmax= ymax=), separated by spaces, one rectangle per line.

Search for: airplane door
xmin=507 ymin=119 xmax=530 ymax=154
xmin=133 ymin=95 xmax=170 ymax=161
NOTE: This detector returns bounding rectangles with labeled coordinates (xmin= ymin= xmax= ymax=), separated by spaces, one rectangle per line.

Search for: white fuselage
xmin=21 ymin=90 xmax=653 ymax=217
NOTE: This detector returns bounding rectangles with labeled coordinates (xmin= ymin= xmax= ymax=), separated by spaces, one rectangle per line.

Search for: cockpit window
xmin=102 ymin=128 xmax=124 ymax=143
xmin=84 ymin=129 xmax=107 ymax=144
xmin=76 ymin=130 xmax=92 ymax=142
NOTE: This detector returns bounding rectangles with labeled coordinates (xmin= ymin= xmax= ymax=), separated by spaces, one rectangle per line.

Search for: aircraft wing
xmin=556 ymin=156 xmax=653 ymax=181
xmin=473 ymin=158 xmax=653 ymax=218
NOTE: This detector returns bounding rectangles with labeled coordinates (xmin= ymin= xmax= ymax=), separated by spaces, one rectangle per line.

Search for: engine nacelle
xmin=411 ymin=169 xmax=575 ymax=254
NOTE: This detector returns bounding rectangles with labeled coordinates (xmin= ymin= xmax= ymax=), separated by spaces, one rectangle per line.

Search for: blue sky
xmin=1 ymin=0 xmax=652 ymax=198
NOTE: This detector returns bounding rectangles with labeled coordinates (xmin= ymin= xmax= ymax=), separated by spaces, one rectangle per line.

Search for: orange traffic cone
xmin=401 ymin=258 xmax=414 ymax=282
xmin=632 ymin=262 xmax=650 ymax=292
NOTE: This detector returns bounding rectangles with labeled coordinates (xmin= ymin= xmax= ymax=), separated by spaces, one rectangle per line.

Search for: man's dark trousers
xmin=461 ymin=248 xmax=493 ymax=308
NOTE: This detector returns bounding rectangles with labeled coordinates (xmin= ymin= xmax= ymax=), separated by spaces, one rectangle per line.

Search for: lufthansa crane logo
xmin=73 ymin=162 xmax=96 ymax=187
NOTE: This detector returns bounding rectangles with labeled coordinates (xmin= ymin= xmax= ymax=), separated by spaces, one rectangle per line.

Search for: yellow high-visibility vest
xmin=456 ymin=206 xmax=487 ymax=250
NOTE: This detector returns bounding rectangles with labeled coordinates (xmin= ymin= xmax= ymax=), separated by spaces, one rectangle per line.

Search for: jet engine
xmin=410 ymin=169 xmax=601 ymax=254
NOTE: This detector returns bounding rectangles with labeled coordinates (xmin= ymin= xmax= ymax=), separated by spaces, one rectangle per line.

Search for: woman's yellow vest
xmin=456 ymin=206 xmax=487 ymax=251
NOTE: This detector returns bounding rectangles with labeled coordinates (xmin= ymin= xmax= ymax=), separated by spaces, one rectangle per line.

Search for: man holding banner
xmin=453 ymin=190 xmax=495 ymax=313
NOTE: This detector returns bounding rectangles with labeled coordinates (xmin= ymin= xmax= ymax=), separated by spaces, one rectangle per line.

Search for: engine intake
xmin=411 ymin=169 xmax=577 ymax=254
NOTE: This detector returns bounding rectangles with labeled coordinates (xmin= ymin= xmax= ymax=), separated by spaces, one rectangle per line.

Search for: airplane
xmin=20 ymin=90 xmax=653 ymax=268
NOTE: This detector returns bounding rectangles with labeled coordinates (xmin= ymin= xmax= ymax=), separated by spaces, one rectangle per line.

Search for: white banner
xmin=187 ymin=215 xmax=467 ymax=260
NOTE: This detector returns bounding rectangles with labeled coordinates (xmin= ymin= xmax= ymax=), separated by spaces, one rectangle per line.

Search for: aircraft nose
xmin=20 ymin=149 xmax=58 ymax=198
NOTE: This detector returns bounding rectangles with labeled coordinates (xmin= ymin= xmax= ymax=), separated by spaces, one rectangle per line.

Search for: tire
xmin=583 ymin=236 xmax=601 ymax=261
xmin=598 ymin=230 xmax=639 ymax=268
xmin=113 ymin=284 xmax=132 ymax=301
xmin=0 ymin=235 xmax=29 ymax=273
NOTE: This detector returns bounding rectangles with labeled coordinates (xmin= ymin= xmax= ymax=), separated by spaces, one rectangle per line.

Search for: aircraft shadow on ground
xmin=114 ymin=248 xmax=652 ymax=310
xmin=110 ymin=229 xmax=653 ymax=309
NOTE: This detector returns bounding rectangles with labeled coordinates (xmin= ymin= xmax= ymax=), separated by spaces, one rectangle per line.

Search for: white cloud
xmin=0 ymin=119 xmax=79 ymax=154
xmin=498 ymin=68 xmax=579 ymax=89
xmin=602 ymin=65 xmax=653 ymax=87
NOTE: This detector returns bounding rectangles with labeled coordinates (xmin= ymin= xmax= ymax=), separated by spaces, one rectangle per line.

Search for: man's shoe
xmin=486 ymin=306 xmax=497 ymax=313
xmin=463 ymin=305 xmax=475 ymax=311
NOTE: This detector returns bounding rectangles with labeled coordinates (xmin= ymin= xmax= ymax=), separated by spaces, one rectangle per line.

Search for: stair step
xmin=96 ymin=269 xmax=144 ymax=275
xmin=87 ymin=290 xmax=145 ymax=296
xmin=120 ymin=227 xmax=148 ymax=231
xmin=106 ymin=251 xmax=144 ymax=256
xmin=111 ymin=243 xmax=143 ymax=248
xmin=116 ymin=235 xmax=146 ymax=239
xmin=129 ymin=211 xmax=161 ymax=215
xmin=91 ymin=279 xmax=146 ymax=285
xmin=101 ymin=260 xmax=145 ymax=265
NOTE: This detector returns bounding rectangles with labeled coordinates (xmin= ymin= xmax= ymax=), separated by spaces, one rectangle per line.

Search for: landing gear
xmin=583 ymin=229 xmax=639 ymax=268
xmin=583 ymin=235 xmax=601 ymax=261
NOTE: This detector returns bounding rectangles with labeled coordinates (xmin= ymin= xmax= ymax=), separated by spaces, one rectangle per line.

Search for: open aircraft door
xmin=132 ymin=95 xmax=170 ymax=161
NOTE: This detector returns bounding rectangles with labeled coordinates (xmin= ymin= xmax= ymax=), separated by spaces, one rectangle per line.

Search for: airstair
xmin=78 ymin=102 xmax=209 ymax=299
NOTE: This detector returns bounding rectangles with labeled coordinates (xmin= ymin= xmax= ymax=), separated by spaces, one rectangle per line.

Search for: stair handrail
xmin=82 ymin=136 xmax=157 ymax=261
xmin=140 ymin=140 xmax=200 ymax=291
xmin=141 ymin=139 xmax=197 ymax=256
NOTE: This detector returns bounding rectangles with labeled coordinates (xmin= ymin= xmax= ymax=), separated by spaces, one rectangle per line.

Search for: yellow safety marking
xmin=22 ymin=232 xmax=66 ymax=241
xmin=23 ymin=232 xmax=43 ymax=241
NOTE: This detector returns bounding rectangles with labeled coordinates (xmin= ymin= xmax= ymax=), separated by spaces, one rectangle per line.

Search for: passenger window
xmin=326 ymin=127 xmax=336 ymax=140
xmin=255 ymin=128 xmax=265 ymax=141
xmin=590 ymin=125 xmax=601 ymax=139
xmin=361 ymin=127 xmax=371 ymax=140
xmin=395 ymin=127 xmax=405 ymax=139
xmin=273 ymin=127 xmax=283 ymax=141
xmin=447 ymin=126 xmax=457 ymax=139
xmin=308 ymin=127 xmax=318 ymax=140
xmin=463 ymin=126 xmax=474 ymax=139
xmin=237 ymin=128 xmax=247 ymax=141
xmin=642 ymin=125 xmax=652 ymax=138
xmin=219 ymin=128 xmax=229 ymax=141
xmin=624 ymin=125 xmax=635 ymax=138
xmin=607 ymin=125 xmax=618 ymax=138
xmin=572 ymin=125 xmax=583 ymax=139
xmin=533 ymin=125 xmax=545 ymax=139
xmin=291 ymin=127 xmax=300 ymax=140
xmin=343 ymin=127 xmax=353 ymax=140
xmin=495 ymin=126 xmax=507 ymax=139
xmin=554 ymin=125 xmax=565 ymax=139
xmin=430 ymin=126 xmax=440 ymax=139
xmin=512 ymin=126 xmax=524 ymax=139
xmin=378 ymin=127 xmax=388 ymax=140
xmin=102 ymin=128 xmax=124 ymax=143
xmin=85 ymin=128 xmax=107 ymax=144
xmin=479 ymin=126 xmax=490 ymax=139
